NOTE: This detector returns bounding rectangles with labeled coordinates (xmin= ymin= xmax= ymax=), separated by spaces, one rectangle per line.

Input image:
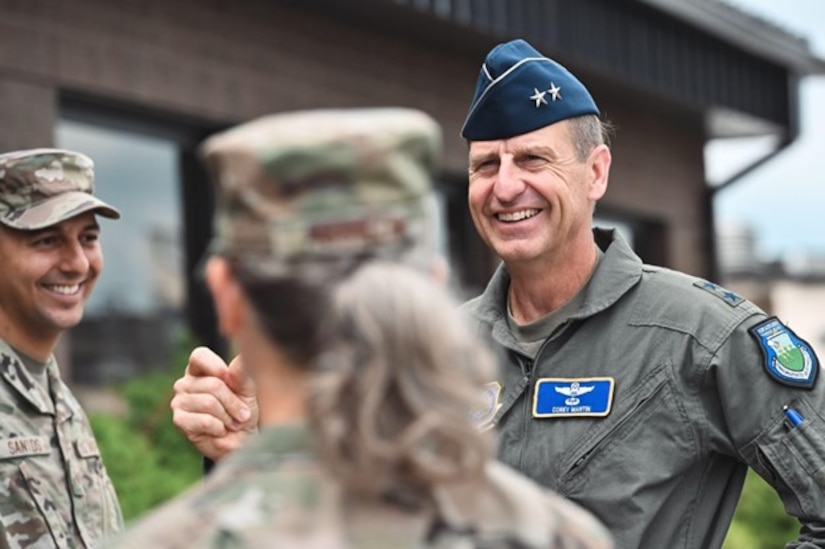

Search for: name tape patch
xmin=749 ymin=317 xmax=819 ymax=389
xmin=533 ymin=377 xmax=615 ymax=418
xmin=75 ymin=438 xmax=101 ymax=459
xmin=0 ymin=436 xmax=51 ymax=460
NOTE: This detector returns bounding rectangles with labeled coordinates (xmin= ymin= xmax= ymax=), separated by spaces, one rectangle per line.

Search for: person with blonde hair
xmin=107 ymin=108 xmax=612 ymax=548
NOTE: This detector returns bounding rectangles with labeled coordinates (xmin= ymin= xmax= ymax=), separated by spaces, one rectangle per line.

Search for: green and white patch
xmin=749 ymin=317 xmax=819 ymax=389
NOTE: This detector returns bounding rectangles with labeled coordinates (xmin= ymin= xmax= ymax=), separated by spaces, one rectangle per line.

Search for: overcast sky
xmin=709 ymin=0 xmax=825 ymax=261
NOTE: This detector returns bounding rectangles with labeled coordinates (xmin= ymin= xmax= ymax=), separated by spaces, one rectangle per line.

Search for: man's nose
xmin=58 ymin=240 xmax=90 ymax=274
xmin=492 ymin=159 xmax=526 ymax=203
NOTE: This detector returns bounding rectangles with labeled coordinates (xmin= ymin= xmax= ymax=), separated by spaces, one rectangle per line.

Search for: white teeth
xmin=46 ymin=284 xmax=80 ymax=295
xmin=497 ymin=209 xmax=540 ymax=222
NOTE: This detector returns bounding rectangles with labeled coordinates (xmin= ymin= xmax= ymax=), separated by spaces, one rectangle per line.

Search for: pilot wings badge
xmin=533 ymin=377 xmax=615 ymax=418
xmin=554 ymin=381 xmax=595 ymax=406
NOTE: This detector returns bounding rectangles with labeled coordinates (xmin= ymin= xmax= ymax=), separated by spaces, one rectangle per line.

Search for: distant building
xmin=0 ymin=0 xmax=821 ymax=383
xmin=717 ymin=222 xmax=825 ymax=356
xmin=717 ymin=221 xmax=761 ymax=276
xmin=771 ymin=280 xmax=825 ymax=360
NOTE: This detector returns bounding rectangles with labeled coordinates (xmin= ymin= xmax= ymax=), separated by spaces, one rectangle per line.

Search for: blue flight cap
xmin=461 ymin=39 xmax=600 ymax=141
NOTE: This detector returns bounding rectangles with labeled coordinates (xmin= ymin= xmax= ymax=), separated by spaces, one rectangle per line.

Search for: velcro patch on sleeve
xmin=693 ymin=279 xmax=744 ymax=307
xmin=749 ymin=317 xmax=819 ymax=389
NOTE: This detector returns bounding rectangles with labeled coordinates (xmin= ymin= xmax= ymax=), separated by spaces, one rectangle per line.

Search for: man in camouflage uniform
xmin=107 ymin=108 xmax=612 ymax=548
xmin=0 ymin=149 xmax=123 ymax=548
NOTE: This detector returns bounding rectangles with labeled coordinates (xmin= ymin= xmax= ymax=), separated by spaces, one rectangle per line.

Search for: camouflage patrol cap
xmin=200 ymin=108 xmax=441 ymax=273
xmin=0 ymin=148 xmax=120 ymax=230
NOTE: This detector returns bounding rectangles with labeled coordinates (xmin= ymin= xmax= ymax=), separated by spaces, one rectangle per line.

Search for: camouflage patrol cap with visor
xmin=0 ymin=148 xmax=120 ymax=230
xmin=200 ymin=108 xmax=442 ymax=276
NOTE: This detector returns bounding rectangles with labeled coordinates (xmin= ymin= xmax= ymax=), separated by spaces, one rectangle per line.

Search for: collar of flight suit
xmin=466 ymin=228 xmax=643 ymax=354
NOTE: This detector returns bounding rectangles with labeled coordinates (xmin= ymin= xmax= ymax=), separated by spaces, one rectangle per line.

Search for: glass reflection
xmin=55 ymin=120 xmax=184 ymax=384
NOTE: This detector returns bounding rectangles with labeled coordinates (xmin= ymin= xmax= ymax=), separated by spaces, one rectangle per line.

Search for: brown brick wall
xmin=602 ymin=93 xmax=709 ymax=275
xmin=0 ymin=79 xmax=55 ymax=151
xmin=0 ymin=0 xmax=712 ymax=277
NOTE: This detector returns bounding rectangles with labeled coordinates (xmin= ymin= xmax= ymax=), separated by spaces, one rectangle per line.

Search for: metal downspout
xmin=704 ymin=75 xmax=802 ymax=282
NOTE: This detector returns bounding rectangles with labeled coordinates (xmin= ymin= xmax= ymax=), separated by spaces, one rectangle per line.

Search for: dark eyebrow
xmin=24 ymin=221 xmax=100 ymax=239
xmin=24 ymin=226 xmax=59 ymax=238
xmin=512 ymin=145 xmax=561 ymax=160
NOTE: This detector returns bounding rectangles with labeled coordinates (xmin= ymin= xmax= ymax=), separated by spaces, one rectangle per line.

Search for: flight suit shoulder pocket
xmin=748 ymin=398 xmax=825 ymax=517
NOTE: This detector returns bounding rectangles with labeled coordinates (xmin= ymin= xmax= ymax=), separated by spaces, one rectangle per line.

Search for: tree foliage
xmin=723 ymin=470 xmax=800 ymax=549
xmin=89 ymin=342 xmax=203 ymax=522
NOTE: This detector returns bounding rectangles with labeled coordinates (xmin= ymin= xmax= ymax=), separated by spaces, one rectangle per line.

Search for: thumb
xmin=224 ymin=355 xmax=256 ymax=399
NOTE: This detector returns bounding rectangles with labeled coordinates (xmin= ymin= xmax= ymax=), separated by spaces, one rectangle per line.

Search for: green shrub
xmin=90 ymin=340 xmax=204 ymax=522
xmin=723 ymin=470 xmax=800 ymax=549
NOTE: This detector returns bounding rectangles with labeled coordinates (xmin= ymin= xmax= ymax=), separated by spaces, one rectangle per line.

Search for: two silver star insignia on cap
xmin=529 ymin=82 xmax=562 ymax=107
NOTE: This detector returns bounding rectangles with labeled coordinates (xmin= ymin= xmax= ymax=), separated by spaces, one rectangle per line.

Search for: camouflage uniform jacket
xmin=0 ymin=339 xmax=123 ymax=548
xmin=464 ymin=229 xmax=825 ymax=548
xmin=106 ymin=423 xmax=613 ymax=549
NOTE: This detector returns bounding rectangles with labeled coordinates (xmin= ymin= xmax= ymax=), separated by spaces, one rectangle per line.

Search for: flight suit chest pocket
xmin=559 ymin=366 xmax=697 ymax=501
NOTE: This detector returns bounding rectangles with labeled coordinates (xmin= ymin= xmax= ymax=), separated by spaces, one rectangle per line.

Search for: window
xmin=594 ymin=210 xmax=668 ymax=267
xmin=593 ymin=215 xmax=635 ymax=248
xmin=54 ymin=103 xmax=220 ymax=385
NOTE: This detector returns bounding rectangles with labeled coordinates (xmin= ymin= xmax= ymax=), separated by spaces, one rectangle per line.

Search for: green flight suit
xmin=464 ymin=229 xmax=825 ymax=549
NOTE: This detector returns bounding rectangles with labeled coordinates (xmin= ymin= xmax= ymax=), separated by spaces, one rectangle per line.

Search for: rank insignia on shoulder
xmin=693 ymin=279 xmax=744 ymax=307
xmin=471 ymin=381 xmax=503 ymax=431
xmin=533 ymin=377 xmax=615 ymax=418
xmin=749 ymin=317 xmax=819 ymax=389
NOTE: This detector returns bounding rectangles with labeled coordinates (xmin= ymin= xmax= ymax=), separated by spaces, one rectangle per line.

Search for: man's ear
xmin=587 ymin=144 xmax=611 ymax=202
xmin=205 ymin=257 xmax=246 ymax=337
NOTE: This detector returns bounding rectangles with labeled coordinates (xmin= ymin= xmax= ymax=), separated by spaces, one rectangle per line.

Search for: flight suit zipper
xmin=514 ymin=353 xmax=533 ymax=473
xmin=515 ymin=326 xmax=566 ymax=474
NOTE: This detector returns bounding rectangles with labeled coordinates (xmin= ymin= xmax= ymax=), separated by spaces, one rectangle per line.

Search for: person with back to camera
xmin=106 ymin=107 xmax=613 ymax=548
xmin=171 ymin=38 xmax=825 ymax=548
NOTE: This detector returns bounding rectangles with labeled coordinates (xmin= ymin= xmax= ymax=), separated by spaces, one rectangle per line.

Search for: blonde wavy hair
xmin=308 ymin=262 xmax=496 ymax=500
xmin=232 ymin=252 xmax=496 ymax=501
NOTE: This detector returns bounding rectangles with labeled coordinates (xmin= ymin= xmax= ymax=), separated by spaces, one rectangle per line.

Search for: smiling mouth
xmin=43 ymin=283 xmax=82 ymax=296
xmin=495 ymin=208 xmax=541 ymax=223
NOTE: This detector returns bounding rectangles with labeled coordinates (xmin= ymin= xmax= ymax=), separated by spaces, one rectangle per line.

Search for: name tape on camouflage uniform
xmin=749 ymin=317 xmax=819 ymax=389
xmin=0 ymin=436 xmax=51 ymax=459
xmin=75 ymin=437 xmax=101 ymax=459
xmin=533 ymin=377 xmax=615 ymax=418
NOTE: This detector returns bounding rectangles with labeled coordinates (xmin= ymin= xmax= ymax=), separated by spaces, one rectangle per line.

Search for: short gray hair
xmin=568 ymin=115 xmax=614 ymax=161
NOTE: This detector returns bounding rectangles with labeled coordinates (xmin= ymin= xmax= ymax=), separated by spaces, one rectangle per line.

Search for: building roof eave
xmin=638 ymin=0 xmax=825 ymax=75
